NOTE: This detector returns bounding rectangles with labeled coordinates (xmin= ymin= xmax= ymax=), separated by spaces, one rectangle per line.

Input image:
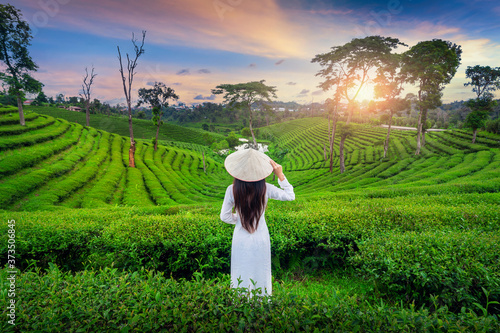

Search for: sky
xmin=10 ymin=0 xmax=500 ymax=106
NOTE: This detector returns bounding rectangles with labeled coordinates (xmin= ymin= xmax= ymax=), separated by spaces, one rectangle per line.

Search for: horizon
xmin=11 ymin=0 xmax=500 ymax=106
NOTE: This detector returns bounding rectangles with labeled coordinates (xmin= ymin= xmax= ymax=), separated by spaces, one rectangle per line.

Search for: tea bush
xmin=1 ymin=265 xmax=499 ymax=332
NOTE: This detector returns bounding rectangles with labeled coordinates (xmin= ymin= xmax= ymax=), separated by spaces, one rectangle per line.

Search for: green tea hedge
xmin=1 ymin=266 xmax=498 ymax=332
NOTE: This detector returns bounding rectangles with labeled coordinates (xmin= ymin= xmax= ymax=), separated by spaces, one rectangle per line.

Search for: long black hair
xmin=233 ymin=178 xmax=266 ymax=233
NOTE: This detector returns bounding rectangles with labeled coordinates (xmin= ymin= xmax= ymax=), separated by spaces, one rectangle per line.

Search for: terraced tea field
xmin=0 ymin=106 xmax=231 ymax=211
xmin=1 ymin=105 xmax=499 ymax=331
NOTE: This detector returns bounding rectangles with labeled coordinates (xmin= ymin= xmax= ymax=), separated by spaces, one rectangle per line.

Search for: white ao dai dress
xmin=220 ymin=177 xmax=295 ymax=296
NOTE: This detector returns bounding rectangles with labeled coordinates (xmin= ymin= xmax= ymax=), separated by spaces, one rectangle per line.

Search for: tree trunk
xmin=129 ymin=140 xmax=136 ymax=168
xmin=86 ymin=99 xmax=90 ymax=127
xmin=17 ymin=96 xmax=25 ymax=126
xmin=415 ymin=108 xmax=422 ymax=155
xmin=339 ymin=134 xmax=346 ymax=174
xmin=383 ymin=111 xmax=393 ymax=159
xmin=128 ymin=101 xmax=136 ymax=167
xmin=249 ymin=118 xmax=257 ymax=147
xmin=329 ymin=117 xmax=337 ymax=173
xmin=420 ymin=109 xmax=428 ymax=148
xmin=154 ymin=123 xmax=160 ymax=151
xmin=202 ymin=151 xmax=206 ymax=173
xmin=472 ymin=128 xmax=477 ymax=144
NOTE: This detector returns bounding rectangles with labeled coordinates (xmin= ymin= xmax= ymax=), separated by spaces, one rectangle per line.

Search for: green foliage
xmin=464 ymin=98 xmax=497 ymax=131
xmin=351 ymin=230 xmax=500 ymax=312
xmin=2 ymin=265 xmax=499 ymax=332
xmin=240 ymin=127 xmax=251 ymax=137
xmin=28 ymin=105 xmax=225 ymax=146
xmin=485 ymin=118 xmax=500 ymax=134
xmin=225 ymin=131 xmax=240 ymax=147
xmin=1 ymin=108 xmax=500 ymax=326
xmin=0 ymin=4 xmax=42 ymax=98
xmin=464 ymin=65 xmax=500 ymax=99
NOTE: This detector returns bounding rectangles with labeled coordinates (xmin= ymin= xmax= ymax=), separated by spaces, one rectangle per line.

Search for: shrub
xmin=485 ymin=118 xmax=500 ymax=134
xmin=226 ymin=131 xmax=240 ymax=147
xmin=1 ymin=265 xmax=499 ymax=332
xmin=350 ymin=230 xmax=500 ymax=312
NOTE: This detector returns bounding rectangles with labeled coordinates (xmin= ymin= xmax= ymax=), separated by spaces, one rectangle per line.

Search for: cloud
xmin=248 ymin=63 xmax=257 ymax=68
xmin=17 ymin=0 xmax=306 ymax=58
xmin=176 ymin=69 xmax=190 ymax=75
xmin=172 ymin=82 xmax=182 ymax=86
xmin=298 ymin=89 xmax=310 ymax=95
xmin=275 ymin=59 xmax=285 ymax=65
xmin=307 ymin=9 xmax=353 ymax=15
xmin=286 ymin=81 xmax=297 ymax=85
xmin=194 ymin=94 xmax=216 ymax=100
xmin=312 ymin=90 xmax=323 ymax=96
xmin=146 ymin=81 xmax=155 ymax=86
xmin=197 ymin=69 xmax=211 ymax=74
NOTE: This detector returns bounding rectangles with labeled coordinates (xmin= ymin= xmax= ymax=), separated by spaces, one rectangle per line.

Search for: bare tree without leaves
xmin=117 ymin=31 xmax=146 ymax=167
xmin=80 ymin=66 xmax=97 ymax=127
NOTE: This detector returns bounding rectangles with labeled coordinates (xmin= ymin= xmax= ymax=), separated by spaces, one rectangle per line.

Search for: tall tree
xmin=463 ymin=65 xmax=500 ymax=143
xmin=373 ymin=52 xmax=408 ymax=158
xmin=325 ymin=87 xmax=340 ymax=173
xmin=0 ymin=4 xmax=43 ymax=125
xmin=136 ymin=82 xmax=179 ymax=151
xmin=212 ymin=80 xmax=277 ymax=146
xmin=337 ymin=123 xmax=357 ymax=174
xmin=312 ymin=35 xmax=404 ymax=172
xmin=402 ymin=39 xmax=462 ymax=155
xmin=79 ymin=66 xmax=97 ymax=127
xmin=34 ymin=90 xmax=48 ymax=105
xmin=117 ymin=31 xmax=146 ymax=167
xmin=312 ymin=36 xmax=404 ymax=124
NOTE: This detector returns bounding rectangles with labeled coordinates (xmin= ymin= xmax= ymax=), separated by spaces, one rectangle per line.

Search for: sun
xmin=355 ymin=84 xmax=376 ymax=103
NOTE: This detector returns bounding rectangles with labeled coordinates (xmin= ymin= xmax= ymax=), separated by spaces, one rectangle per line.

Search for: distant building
xmin=23 ymin=100 xmax=34 ymax=105
xmin=68 ymin=106 xmax=82 ymax=112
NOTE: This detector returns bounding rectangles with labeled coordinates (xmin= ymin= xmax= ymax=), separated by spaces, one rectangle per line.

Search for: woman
xmin=220 ymin=148 xmax=295 ymax=296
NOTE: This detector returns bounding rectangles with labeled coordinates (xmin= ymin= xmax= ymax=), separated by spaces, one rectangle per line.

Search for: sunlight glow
xmin=355 ymin=84 xmax=375 ymax=103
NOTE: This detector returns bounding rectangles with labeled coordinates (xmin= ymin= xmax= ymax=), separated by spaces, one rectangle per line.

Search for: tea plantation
xmin=1 ymin=105 xmax=499 ymax=332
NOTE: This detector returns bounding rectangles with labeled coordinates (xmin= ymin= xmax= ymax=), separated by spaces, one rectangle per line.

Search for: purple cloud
xmin=176 ymin=69 xmax=190 ymax=75
xmin=194 ymin=94 xmax=216 ymax=100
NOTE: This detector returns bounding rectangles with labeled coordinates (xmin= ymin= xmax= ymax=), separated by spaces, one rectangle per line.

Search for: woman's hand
xmin=270 ymin=160 xmax=285 ymax=181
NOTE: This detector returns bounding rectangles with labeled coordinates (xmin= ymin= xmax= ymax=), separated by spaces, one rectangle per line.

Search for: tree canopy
xmin=402 ymin=39 xmax=462 ymax=154
xmin=0 ymin=3 xmax=42 ymax=125
xmin=137 ymin=82 xmax=179 ymax=151
xmin=212 ymin=80 xmax=277 ymax=146
xmin=463 ymin=65 xmax=500 ymax=143
xmin=312 ymin=35 xmax=405 ymax=123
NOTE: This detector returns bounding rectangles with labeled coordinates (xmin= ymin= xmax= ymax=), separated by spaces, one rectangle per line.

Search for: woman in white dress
xmin=220 ymin=148 xmax=295 ymax=296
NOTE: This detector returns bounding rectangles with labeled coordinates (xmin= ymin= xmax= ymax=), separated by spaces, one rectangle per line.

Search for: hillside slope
xmin=1 ymin=106 xmax=499 ymax=211
xmin=0 ymin=106 xmax=231 ymax=211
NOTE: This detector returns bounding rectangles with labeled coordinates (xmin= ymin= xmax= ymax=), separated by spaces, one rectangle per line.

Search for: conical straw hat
xmin=224 ymin=148 xmax=273 ymax=182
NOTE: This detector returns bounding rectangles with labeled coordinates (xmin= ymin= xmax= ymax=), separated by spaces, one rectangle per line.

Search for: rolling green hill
xmin=1 ymin=106 xmax=499 ymax=331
